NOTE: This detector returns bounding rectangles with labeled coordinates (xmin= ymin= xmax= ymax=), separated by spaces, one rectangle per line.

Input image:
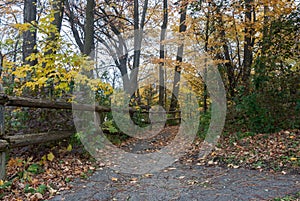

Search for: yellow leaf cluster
xmin=13 ymin=23 xmax=31 ymax=32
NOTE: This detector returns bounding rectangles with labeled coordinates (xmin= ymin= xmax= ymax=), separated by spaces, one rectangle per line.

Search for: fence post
xmin=0 ymin=83 xmax=6 ymax=179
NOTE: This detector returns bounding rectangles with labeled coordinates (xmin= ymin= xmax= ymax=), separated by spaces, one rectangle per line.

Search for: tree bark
xmin=130 ymin=0 xmax=148 ymax=96
xmin=203 ymin=3 xmax=210 ymax=113
xmin=159 ymin=0 xmax=168 ymax=108
xmin=22 ymin=0 xmax=37 ymax=67
xmin=242 ymin=0 xmax=253 ymax=94
xmin=215 ymin=3 xmax=236 ymax=99
xmin=169 ymin=1 xmax=187 ymax=112
xmin=84 ymin=0 xmax=95 ymax=57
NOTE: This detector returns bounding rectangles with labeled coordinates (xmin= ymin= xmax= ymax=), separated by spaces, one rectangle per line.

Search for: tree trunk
xmin=80 ymin=0 xmax=95 ymax=83
xmin=65 ymin=0 xmax=84 ymax=53
xmin=22 ymin=0 xmax=37 ymax=67
xmin=84 ymin=0 xmax=95 ymax=57
xmin=203 ymin=4 xmax=210 ymax=113
xmin=159 ymin=0 xmax=168 ymax=108
xmin=130 ymin=0 xmax=148 ymax=97
xmin=51 ymin=0 xmax=64 ymax=38
xmin=169 ymin=1 xmax=187 ymax=113
xmin=242 ymin=0 xmax=253 ymax=94
xmin=0 ymin=52 xmax=3 ymax=78
xmin=118 ymin=54 xmax=131 ymax=93
xmin=212 ymin=2 xmax=236 ymax=99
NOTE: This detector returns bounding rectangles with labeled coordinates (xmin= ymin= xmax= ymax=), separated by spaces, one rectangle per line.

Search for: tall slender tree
xmin=169 ymin=0 xmax=188 ymax=112
xmin=242 ymin=0 xmax=254 ymax=94
xmin=159 ymin=0 xmax=168 ymax=107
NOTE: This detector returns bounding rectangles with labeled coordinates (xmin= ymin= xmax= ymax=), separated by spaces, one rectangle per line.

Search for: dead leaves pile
xmin=200 ymin=129 xmax=300 ymax=174
xmin=120 ymin=126 xmax=299 ymax=175
xmin=0 ymin=142 xmax=98 ymax=201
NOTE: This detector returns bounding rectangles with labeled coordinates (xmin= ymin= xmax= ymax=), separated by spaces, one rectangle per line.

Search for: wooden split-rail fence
xmin=0 ymin=92 xmax=180 ymax=179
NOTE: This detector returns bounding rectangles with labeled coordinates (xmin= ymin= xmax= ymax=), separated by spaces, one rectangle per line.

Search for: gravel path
xmin=49 ymin=127 xmax=299 ymax=200
xmin=49 ymin=162 xmax=299 ymax=201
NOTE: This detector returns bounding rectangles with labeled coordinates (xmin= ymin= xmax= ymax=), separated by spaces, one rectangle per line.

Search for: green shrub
xmin=235 ymin=93 xmax=276 ymax=133
xmin=102 ymin=120 xmax=119 ymax=134
xmin=197 ymin=111 xmax=211 ymax=140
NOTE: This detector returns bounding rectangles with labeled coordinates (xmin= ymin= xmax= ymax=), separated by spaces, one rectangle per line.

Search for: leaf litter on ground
xmin=1 ymin=127 xmax=299 ymax=200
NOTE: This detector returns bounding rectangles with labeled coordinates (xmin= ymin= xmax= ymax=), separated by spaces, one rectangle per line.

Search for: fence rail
xmin=0 ymin=94 xmax=181 ymax=114
xmin=0 ymin=93 xmax=181 ymax=179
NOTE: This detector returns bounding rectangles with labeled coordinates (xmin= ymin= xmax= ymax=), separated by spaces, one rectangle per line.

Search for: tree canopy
xmin=0 ymin=0 xmax=298 ymax=132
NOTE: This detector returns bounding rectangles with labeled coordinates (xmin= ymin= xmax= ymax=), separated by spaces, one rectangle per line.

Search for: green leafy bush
xmin=235 ymin=93 xmax=276 ymax=133
xmin=102 ymin=120 xmax=119 ymax=134
xmin=197 ymin=111 xmax=211 ymax=140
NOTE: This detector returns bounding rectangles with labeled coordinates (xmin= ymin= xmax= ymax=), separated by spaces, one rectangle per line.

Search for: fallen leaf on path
xmin=143 ymin=173 xmax=153 ymax=178
xmin=111 ymin=177 xmax=118 ymax=182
